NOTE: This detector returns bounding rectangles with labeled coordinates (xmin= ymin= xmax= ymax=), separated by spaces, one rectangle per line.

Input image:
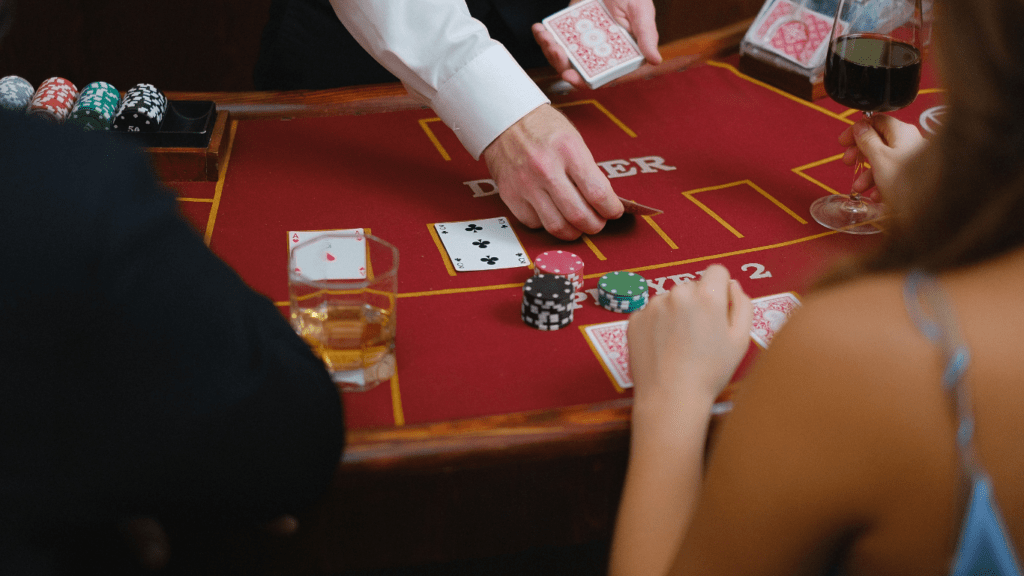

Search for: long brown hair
xmin=818 ymin=0 xmax=1024 ymax=286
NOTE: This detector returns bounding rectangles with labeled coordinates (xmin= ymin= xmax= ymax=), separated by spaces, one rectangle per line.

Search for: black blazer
xmin=0 ymin=110 xmax=344 ymax=573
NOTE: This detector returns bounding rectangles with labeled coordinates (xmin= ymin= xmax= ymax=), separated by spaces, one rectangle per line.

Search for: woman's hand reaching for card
xmin=626 ymin=265 xmax=753 ymax=421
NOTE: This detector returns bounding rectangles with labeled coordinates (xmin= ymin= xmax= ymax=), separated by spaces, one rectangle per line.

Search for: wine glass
xmin=810 ymin=0 xmax=924 ymax=234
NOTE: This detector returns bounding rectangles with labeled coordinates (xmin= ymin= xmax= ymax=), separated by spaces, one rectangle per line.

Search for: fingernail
xmin=853 ymin=122 xmax=871 ymax=138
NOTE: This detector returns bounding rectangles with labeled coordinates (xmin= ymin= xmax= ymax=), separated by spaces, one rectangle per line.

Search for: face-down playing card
xmin=583 ymin=293 xmax=802 ymax=384
xmin=582 ymin=319 xmax=739 ymax=415
xmin=749 ymin=292 xmax=801 ymax=348
xmin=288 ymin=228 xmax=368 ymax=281
xmin=749 ymin=0 xmax=842 ymax=68
xmin=584 ymin=320 xmax=633 ymax=389
xmin=542 ymin=0 xmax=645 ymax=88
xmin=434 ymin=217 xmax=530 ymax=272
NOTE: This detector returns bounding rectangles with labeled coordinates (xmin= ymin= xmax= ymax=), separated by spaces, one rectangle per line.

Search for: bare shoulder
xmin=782 ymin=273 xmax=914 ymax=355
xmin=696 ymin=272 xmax=955 ymax=568
xmin=745 ymin=273 xmax=933 ymax=399
xmin=732 ymin=271 xmax=946 ymax=473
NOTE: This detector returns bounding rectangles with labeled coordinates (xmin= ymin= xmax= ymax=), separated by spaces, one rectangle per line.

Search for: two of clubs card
xmin=583 ymin=292 xmax=802 ymax=392
xmin=541 ymin=0 xmax=646 ymax=88
xmin=434 ymin=217 xmax=530 ymax=272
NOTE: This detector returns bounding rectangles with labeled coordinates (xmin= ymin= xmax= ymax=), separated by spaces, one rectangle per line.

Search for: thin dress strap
xmin=903 ymin=270 xmax=1024 ymax=576
xmin=903 ymin=270 xmax=978 ymax=475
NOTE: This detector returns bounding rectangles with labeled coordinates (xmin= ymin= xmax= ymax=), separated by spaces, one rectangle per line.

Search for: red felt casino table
xmin=164 ymin=43 xmax=944 ymax=572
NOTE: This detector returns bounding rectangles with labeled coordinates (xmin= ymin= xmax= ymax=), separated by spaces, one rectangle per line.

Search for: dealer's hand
xmin=531 ymin=0 xmax=662 ymax=90
xmin=483 ymin=104 xmax=623 ymax=240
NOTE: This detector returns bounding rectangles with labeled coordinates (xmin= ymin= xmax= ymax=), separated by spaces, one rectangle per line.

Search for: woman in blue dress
xmin=614 ymin=0 xmax=1024 ymax=574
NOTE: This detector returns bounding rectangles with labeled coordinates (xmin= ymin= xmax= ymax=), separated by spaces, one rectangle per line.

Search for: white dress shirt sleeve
xmin=329 ymin=0 xmax=550 ymax=159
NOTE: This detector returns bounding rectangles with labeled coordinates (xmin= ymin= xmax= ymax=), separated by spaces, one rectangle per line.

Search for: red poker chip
xmin=534 ymin=250 xmax=584 ymax=275
xmin=534 ymin=250 xmax=584 ymax=291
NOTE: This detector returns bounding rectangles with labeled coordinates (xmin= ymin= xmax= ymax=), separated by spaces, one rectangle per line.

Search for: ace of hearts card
xmin=288 ymin=228 xmax=368 ymax=281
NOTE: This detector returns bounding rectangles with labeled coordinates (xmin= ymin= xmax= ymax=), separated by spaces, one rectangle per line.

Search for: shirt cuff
xmin=430 ymin=43 xmax=550 ymax=160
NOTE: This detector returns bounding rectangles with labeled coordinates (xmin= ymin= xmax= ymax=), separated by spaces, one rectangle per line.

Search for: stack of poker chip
xmin=597 ymin=271 xmax=649 ymax=313
xmin=112 ymin=83 xmax=167 ymax=132
xmin=533 ymin=250 xmax=584 ymax=293
xmin=521 ymin=274 xmax=575 ymax=331
xmin=67 ymin=81 xmax=120 ymax=131
xmin=0 ymin=75 xmax=34 ymax=112
xmin=26 ymin=77 xmax=78 ymax=123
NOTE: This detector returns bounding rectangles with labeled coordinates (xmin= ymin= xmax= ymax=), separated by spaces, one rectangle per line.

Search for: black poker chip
xmin=112 ymin=83 xmax=167 ymax=132
xmin=521 ymin=274 xmax=575 ymax=330
xmin=523 ymin=274 xmax=574 ymax=302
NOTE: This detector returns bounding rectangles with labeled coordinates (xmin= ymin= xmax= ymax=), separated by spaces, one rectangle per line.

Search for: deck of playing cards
xmin=738 ymin=0 xmax=843 ymax=100
xmin=744 ymin=0 xmax=839 ymax=70
xmin=541 ymin=0 xmax=646 ymax=89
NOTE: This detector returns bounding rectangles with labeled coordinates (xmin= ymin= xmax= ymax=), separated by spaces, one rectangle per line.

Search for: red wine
xmin=825 ymin=35 xmax=921 ymax=112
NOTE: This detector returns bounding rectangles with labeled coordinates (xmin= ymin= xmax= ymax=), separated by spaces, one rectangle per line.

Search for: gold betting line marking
xmin=679 ymin=180 xmax=807 ymax=239
xmin=704 ymin=60 xmax=906 ymax=234
xmin=418 ymin=118 xmax=451 ymax=161
xmin=280 ymin=59 xmax=914 ymax=304
xmin=792 ymin=156 xmax=888 ymax=231
xmin=706 ymin=60 xmax=855 ymax=125
xmin=747 ymin=180 xmax=808 ymax=224
xmin=202 ymin=119 xmax=238 ymax=246
xmin=642 ymin=215 xmax=678 ymax=249
xmin=364 ymin=227 xmax=376 ymax=280
xmin=419 ymin=99 xmax=637 ymax=161
xmin=684 ymin=192 xmax=743 ymax=238
xmin=390 ymin=373 xmax=406 ymax=426
xmin=427 ymin=223 xmax=459 ymax=276
xmin=607 ymin=229 xmax=840 ymax=277
xmin=581 ymin=235 xmax=607 ymax=260
xmin=792 ymin=153 xmax=846 ymax=196
xmin=270 ymin=299 xmax=407 ymax=424
xmin=269 ymin=229 xmax=845 ymax=305
xmin=711 ymin=61 xmax=945 ymax=126
xmin=554 ymin=99 xmax=638 ymax=138
xmin=578 ymin=323 xmax=628 ymax=394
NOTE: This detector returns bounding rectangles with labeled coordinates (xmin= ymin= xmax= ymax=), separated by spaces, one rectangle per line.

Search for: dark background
xmin=0 ymin=0 xmax=763 ymax=92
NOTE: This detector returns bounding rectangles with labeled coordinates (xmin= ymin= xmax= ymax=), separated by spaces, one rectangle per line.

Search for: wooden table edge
xmin=341 ymin=397 xmax=635 ymax=472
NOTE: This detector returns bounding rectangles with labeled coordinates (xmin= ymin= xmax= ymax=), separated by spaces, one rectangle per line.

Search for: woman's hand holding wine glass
xmin=811 ymin=0 xmax=924 ymax=234
xmin=838 ymin=114 xmax=927 ymax=202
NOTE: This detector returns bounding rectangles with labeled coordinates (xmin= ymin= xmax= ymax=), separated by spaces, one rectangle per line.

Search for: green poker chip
xmin=68 ymin=81 xmax=120 ymax=131
xmin=598 ymin=292 xmax=648 ymax=313
xmin=597 ymin=271 xmax=649 ymax=297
